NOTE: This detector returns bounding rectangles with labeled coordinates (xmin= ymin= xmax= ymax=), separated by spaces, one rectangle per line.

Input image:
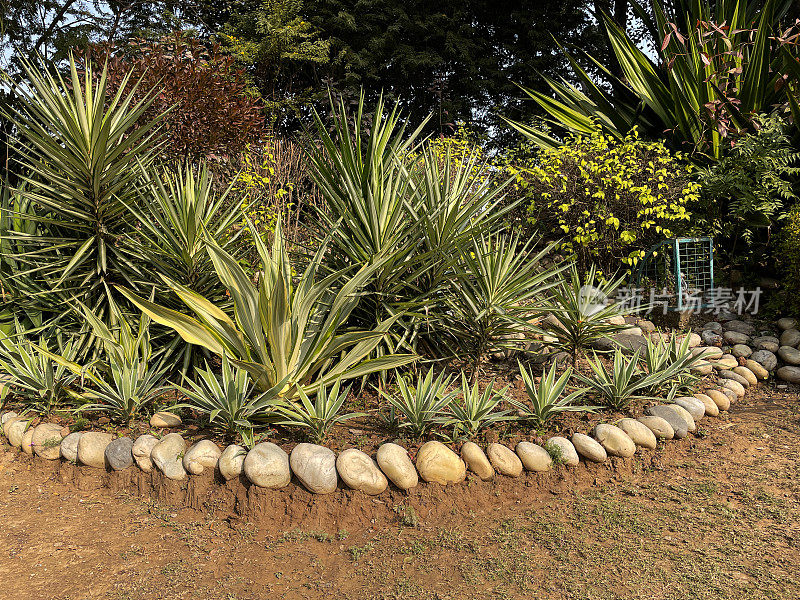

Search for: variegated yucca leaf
xmin=120 ymin=219 xmax=417 ymax=399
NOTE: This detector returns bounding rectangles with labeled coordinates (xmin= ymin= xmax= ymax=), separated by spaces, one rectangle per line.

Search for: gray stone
xmin=777 ymin=317 xmax=797 ymax=331
xmin=516 ymin=441 xmax=553 ymax=471
xmin=617 ymin=418 xmax=657 ymax=449
xmin=105 ymin=437 xmax=134 ymax=471
xmin=416 ymin=441 xmax=466 ymax=485
xmin=77 ymin=432 xmax=113 ymax=468
xmin=780 ymin=329 xmax=800 ymax=348
xmin=750 ymin=350 xmax=778 ymax=371
xmin=571 ymin=433 xmax=607 ymax=463
xmin=719 ymin=369 xmax=750 ymax=388
xmin=722 ymin=378 xmax=746 ymax=397
xmin=637 ymin=416 xmax=674 ymax=439
xmin=668 ymin=404 xmax=697 ymax=432
xmin=182 ymin=440 xmax=221 ymax=475
xmin=376 ymin=443 xmax=418 ymax=490
xmin=731 ymin=344 xmax=753 ymax=359
xmin=595 ymin=333 xmax=649 ymax=354
xmin=779 ymin=345 xmax=800 ymax=365
xmin=723 ymin=331 xmax=750 ymax=346
xmin=777 ymin=365 xmax=800 ymax=384
xmin=545 ymin=436 xmax=579 ymax=467
xmin=644 ymin=405 xmax=688 ymax=439
xmin=703 ymin=322 xmax=723 ymax=333
xmin=150 ymin=411 xmax=182 ymax=428
xmin=132 ymin=435 xmax=159 ymax=472
xmin=31 ymin=423 xmax=66 ymax=460
xmin=701 ymin=330 xmax=723 ymax=346
xmin=151 ymin=433 xmax=187 ymax=480
xmin=753 ymin=336 xmax=780 ymax=353
xmin=243 ymin=442 xmax=290 ymax=488
xmin=672 ymin=396 xmax=705 ymax=421
xmin=336 ymin=448 xmax=388 ymax=495
xmin=487 ymin=443 xmax=523 ymax=477
xmin=219 ymin=444 xmax=246 ymax=480
xmin=460 ymin=441 xmax=494 ymax=480
xmin=60 ymin=432 xmax=83 ymax=462
xmin=592 ymin=424 xmax=635 ymax=458
xmin=724 ymin=320 xmax=755 ymax=335
xmin=290 ymin=443 xmax=338 ymax=494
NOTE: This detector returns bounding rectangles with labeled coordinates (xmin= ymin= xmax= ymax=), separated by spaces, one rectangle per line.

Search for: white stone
xmin=336 ymin=448 xmax=388 ymax=495
xmin=376 ymin=443 xmax=418 ymax=490
xmin=219 ymin=444 xmax=246 ymax=481
xmin=132 ymin=435 xmax=159 ymax=472
xmin=151 ymin=433 xmax=187 ymax=480
xmin=243 ymin=442 xmax=290 ymax=488
xmin=182 ymin=440 xmax=221 ymax=475
xmin=290 ymin=443 xmax=338 ymax=494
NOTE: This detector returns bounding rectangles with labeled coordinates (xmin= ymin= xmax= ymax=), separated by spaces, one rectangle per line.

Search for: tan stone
xmin=460 ymin=441 xmax=494 ymax=480
xmin=416 ymin=441 xmax=466 ymax=485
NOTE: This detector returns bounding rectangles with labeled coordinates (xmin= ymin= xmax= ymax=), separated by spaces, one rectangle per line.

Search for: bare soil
xmin=0 ymin=382 xmax=798 ymax=599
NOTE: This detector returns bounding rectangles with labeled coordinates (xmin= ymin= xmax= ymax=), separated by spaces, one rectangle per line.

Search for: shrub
xmin=777 ymin=203 xmax=800 ymax=317
xmin=445 ymin=373 xmax=512 ymax=440
xmin=696 ymin=114 xmax=800 ymax=272
xmin=379 ymin=369 xmax=457 ymax=438
xmin=273 ymin=380 xmax=363 ymax=443
xmin=509 ymin=361 xmax=593 ymax=428
xmin=120 ymin=219 xmax=416 ymax=399
xmin=640 ymin=332 xmax=701 ymax=397
xmin=533 ymin=263 xmax=628 ymax=365
xmin=0 ymin=323 xmax=77 ymax=415
xmin=574 ymin=348 xmax=688 ymax=411
xmin=176 ymin=354 xmax=285 ymax=441
xmin=523 ymin=129 xmax=697 ymax=275
xmin=82 ymin=32 xmax=268 ymax=160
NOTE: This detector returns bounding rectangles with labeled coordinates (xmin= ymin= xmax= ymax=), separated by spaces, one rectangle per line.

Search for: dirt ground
xmin=0 ymin=385 xmax=798 ymax=600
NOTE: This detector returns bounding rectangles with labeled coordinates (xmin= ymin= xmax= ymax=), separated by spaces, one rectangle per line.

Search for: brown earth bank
xmin=0 ymin=385 xmax=798 ymax=600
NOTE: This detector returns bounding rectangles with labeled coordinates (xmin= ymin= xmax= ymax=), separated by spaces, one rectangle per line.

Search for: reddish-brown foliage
xmin=81 ymin=32 xmax=268 ymax=160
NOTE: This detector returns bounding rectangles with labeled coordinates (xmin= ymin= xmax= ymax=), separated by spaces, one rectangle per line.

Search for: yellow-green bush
xmin=520 ymin=129 xmax=699 ymax=275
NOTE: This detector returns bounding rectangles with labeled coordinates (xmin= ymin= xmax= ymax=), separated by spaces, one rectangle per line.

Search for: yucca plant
xmin=307 ymin=93 xmax=428 ymax=353
xmin=379 ymin=369 xmax=458 ymax=438
xmin=1 ymin=55 xmax=164 ymax=327
xmin=574 ymin=348 xmax=686 ymax=411
xmin=273 ymin=379 xmax=362 ymax=443
xmin=509 ymin=361 xmax=594 ymax=428
xmin=533 ymin=263 xmax=629 ymax=366
xmin=441 ymin=232 xmax=565 ymax=378
xmin=38 ymin=300 xmax=169 ymax=424
xmin=119 ymin=219 xmax=417 ymax=399
xmin=126 ymin=162 xmax=243 ymax=373
xmin=640 ymin=331 xmax=702 ymax=396
xmin=507 ymin=0 xmax=800 ymax=161
xmin=0 ymin=323 xmax=78 ymax=415
xmin=176 ymin=354 xmax=287 ymax=441
xmin=445 ymin=373 xmax=513 ymax=440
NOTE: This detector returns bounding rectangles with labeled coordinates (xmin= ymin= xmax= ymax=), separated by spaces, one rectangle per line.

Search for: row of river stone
xmin=0 ymin=360 xmax=751 ymax=494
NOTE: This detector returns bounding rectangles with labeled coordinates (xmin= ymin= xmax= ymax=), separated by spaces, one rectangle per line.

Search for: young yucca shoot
xmin=445 ymin=372 xmax=513 ymax=440
xmin=378 ymin=369 xmax=458 ymax=438
xmin=509 ymin=360 xmax=593 ymax=428
xmin=274 ymin=379 xmax=363 ymax=444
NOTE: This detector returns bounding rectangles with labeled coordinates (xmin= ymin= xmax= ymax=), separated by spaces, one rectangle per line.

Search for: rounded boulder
xmin=336 ymin=448 xmax=388 ymax=495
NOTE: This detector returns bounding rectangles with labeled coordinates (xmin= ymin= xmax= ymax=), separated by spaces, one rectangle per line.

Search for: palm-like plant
xmin=126 ymin=162 xmax=243 ymax=373
xmin=120 ymin=219 xmax=417 ymax=399
xmin=640 ymin=331 xmax=702 ymax=396
xmin=273 ymin=379 xmax=363 ymax=443
xmin=574 ymin=348 xmax=686 ymax=411
xmin=533 ymin=263 xmax=629 ymax=366
xmin=379 ymin=369 xmax=458 ymax=438
xmin=0 ymin=323 xmax=78 ymax=415
xmin=176 ymin=354 xmax=287 ymax=440
xmin=1 ymin=55 xmax=164 ymax=326
xmin=508 ymin=0 xmax=800 ymax=161
xmin=441 ymin=232 xmax=565 ymax=377
xmin=38 ymin=301 xmax=168 ymax=424
xmin=445 ymin=373 xmax=513 ymax=440
xmin=509 ymin=361 xmax=593 ymax=428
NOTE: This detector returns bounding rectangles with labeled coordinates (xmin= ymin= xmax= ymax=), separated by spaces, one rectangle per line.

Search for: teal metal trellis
xmin=634 ymin=237 xmax=715 ymax=311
